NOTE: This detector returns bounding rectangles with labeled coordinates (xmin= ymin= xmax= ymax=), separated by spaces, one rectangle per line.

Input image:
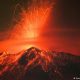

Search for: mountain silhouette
xmin=0 ymin=47 xmax=80 ymax=80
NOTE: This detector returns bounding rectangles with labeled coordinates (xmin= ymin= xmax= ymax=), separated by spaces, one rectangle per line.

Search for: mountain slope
xmin=0 ymin=47 xmax=80 ymax=80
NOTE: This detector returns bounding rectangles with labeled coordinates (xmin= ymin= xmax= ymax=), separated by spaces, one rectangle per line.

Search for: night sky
xmin=0 ymin=0 xmax=80 ymax=55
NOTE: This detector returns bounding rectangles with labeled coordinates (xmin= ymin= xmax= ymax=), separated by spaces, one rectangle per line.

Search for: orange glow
xmin=0 ymin=1 xmax=54 ymax=54
xmin=11 ymin=1 xmax=52 ymax=40
xmin=0 ymin=0 xmax=79 ymax=55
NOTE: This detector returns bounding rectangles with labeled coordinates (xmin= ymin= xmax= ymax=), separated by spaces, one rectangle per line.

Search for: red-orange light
xmin=11 ymin=1 xmax=52 ymax=41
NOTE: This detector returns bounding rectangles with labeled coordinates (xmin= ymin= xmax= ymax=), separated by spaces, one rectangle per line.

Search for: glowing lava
xmin=11 ymin=0 xmax=53 ymax=40
xmin=0 ymin=0 xmax=55 ymax=54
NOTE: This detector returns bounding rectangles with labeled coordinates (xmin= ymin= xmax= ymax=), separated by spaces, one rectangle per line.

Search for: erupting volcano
xmin=0 ymin=0 xmax=80 ymax=80
xmin=0 ymin=0 xmax=54 ymax=54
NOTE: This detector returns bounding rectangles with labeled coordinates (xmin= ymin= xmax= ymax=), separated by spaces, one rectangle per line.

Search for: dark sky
xmin=55 ymin=0 xmax=80 ymax=29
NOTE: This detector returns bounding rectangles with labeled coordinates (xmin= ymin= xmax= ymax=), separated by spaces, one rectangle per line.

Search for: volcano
xmin=0 ymin=47 xmax=80 ymax=80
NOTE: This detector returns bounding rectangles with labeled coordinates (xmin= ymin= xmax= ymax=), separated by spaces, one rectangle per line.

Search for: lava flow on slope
xmin=0 ymin=47 xmax=80 ymax=80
